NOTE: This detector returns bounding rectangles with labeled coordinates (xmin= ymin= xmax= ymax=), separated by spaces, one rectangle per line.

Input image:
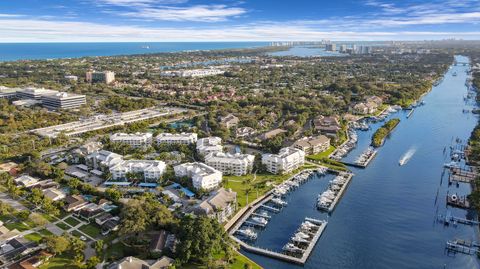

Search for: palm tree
xmin=244 ymin=187 xmax=252 ymax=205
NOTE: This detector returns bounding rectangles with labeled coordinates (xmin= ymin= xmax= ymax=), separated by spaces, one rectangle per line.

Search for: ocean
xmin=0 ymin=42 xmax=269 ymax=62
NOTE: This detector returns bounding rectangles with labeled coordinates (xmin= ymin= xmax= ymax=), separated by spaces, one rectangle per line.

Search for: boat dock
xmin=446 ymin=193 xmax=470 ymax=209
xmin=446 ymin=239 xmax=480 ymax=255
xmin=438 ymin=211 xmax=480 ymax=226
xmin=232 ymin=218 xmax=328 ymax=265
xmin=317 ymin=172 xmax=354 ymax=213
xmin=342 ymin=148 xmax=377 ymax=168
xmin=407 ymin=108 xmax=415 ymax=118
xmin=449 ymin=167 xmax=477 ymax=183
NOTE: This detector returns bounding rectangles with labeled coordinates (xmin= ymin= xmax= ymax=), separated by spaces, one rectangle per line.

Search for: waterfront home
xmin=292 ymin=135 xmax=330 ymax=155
xmin=107 ymin=256 xmax=174 ymax=269
xmin=313 ymin=115 xmax=341 ymax=137
xmin=196 ymin=188 xmax=237 ymax=223
xmin=174 ymin=162 xmax=222 ymax=190
xmin=204 ymin=152 xmax=255 ymax=176
xmin=262 ymin=147 xmax=305 ymax=174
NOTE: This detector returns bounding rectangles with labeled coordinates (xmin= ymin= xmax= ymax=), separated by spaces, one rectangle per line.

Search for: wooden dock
xmin=446 ymin=240 xmax=480 ymax=255
xmin=318 ymin=173 xmax=354 ymax=213
xmin=446 ymin=194 xmax=470 ymax=209
xmin=231 ymin=218 xmax=327 ymax=265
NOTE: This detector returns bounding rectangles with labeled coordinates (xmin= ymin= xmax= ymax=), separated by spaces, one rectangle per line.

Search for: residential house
xmin=219 ymin=114 xmax=239 ymax=128
xmin=196 ymin=188 xmax=237 ymax=223
xmin=313 ymin=115 xmax=341 ymax=137
xmin=107 ymin=256 xmax=174 ymax=269
xmin=292 ymin=135 xmax=330 ymax=155
xmin=64 ymin=195 xmax=88 ymax=212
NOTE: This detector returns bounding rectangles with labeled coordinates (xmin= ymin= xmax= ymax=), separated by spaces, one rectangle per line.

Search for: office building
xmin=41 ymin=92 xmax=86 ymax=110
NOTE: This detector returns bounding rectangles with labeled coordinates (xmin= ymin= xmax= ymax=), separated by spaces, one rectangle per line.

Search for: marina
xmin=229 ymin=168 xmax=336 ymax=265
xmin=246 ymin=55 xmax=480 ymax=269
xmin=317 ymin=172 xmax=354 ymax=212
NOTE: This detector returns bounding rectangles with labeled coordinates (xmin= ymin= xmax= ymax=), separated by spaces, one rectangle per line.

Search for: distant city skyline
xmin=1 ymin=0 xmax=480 ymax=42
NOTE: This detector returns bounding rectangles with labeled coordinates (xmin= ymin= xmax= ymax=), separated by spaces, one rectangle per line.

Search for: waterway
xmin=245 ymin=55 xmax=480 ymax=268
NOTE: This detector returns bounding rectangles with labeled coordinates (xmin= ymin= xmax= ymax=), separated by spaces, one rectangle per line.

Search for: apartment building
xmin=110 ymin=160 xmax=166 ymax=182
xmin=262 ymin=147 xmax=305 ymax=174
xmin=173 ymin=162 xmax=222 ymax=190
xmin=196 ymin=137 xmax=223 ymax=156
xmin=204 ymin=152 xmax=254 ymax=176
xmin=110 ymin=132 xmax=153 ymax=148
xmin=86 ymin=71 xmax=115 ymax=84
xmin=156 ymin=132 xmax=198 ymax=145
xmin=292 ymin=135 xmax=330 ymax=155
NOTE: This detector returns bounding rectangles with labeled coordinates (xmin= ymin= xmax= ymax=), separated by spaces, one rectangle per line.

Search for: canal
xmin=244 ymin=55 xmax=480 ymax=269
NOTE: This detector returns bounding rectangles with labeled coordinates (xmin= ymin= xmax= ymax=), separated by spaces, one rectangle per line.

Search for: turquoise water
xmin=0 ymin=42 xmax=269 ymax=61
xmin=244 ymin=55 xmax=480 ymax=268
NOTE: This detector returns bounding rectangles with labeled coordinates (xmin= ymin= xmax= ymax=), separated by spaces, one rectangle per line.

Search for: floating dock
xmin=232 ymin=218 xmax=327 ymax=265
xmin=342 ymin=149 xmax=377 ymax=168
xmin=446 ymin=239 xmax=480 ymax=255
xmin=318 ymin=172 xmax=354 ymax=213
xmin=438 ymin=211 xmax=480 ymax=226
xmin=446 ymin=194 xmax=470 ymax=209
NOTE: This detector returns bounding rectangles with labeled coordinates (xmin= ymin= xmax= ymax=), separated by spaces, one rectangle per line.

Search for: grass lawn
xmin=24 ymin=232 xmax=43 ymax=243
xmin=79 ymin=224 xmax=101 ymax=238
xmin=39 ymin=253 xmax=82 ymax=269
xmin=39 ymin=229 xmax=53 ymax=236
xmin=104 ymin=242 xmax=126 ymax=261
xmin=64 ymin=217 xmax=80 ymax=227
xmin=224 ymin=165 xmax=318 ymax=208
xmin=71 ymin=230 xmax=83 ymax=238
xmin=307 ymin=145 xmax=336 ymax=160
xmin=56 ymin=222 xmax=71 ymax=230
xmin=4 ymin=221 xmax=32 ymax=231
xmin=180 ymin=251 xmax=261 ymax=269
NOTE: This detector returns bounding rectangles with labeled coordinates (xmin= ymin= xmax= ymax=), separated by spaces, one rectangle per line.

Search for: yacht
xmin=443 ymin=161 xmax=459 ymax=169
xmin=292 ymin=235 xmax=310 ymax=244
xmin=271 ymin=198 xmax=288 ymax=206
xmin=283 ymin=243 xmax=304 ymax=254
xmin=251 ymin=217 xmax=268 ymax=225
xmin=236 ymin=228 xmax=257 ymax=240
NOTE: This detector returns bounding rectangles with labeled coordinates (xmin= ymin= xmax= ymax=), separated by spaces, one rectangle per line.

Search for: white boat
xmin=283 ymin=243 xmax=304 ymax=253
xmin=444 ymin=161 xmax=459 ymax=169
xmin=292 ymin=235 xmax=310 ymax=244
xmin=236 ymin=228 xmax=257 ymax=240
xmin=295 ymin=232 xmax=310 ymax=239
xmin=271 ymin=198 xmax=288 ymax=206
xmin=251 ymin=217 xmax=268 ymax=225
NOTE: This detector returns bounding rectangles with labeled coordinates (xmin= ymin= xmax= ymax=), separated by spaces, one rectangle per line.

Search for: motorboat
xmin=292 ymin=235 xmax=310 ymax=244
xmin=251 ymin=217 xmax=268 ymax=225
xmin=236 ymin=228 xmax=257 ymax=240
xmin=271 ymin=198 xmax=288 ymax=206
xmin=295 ymin=232 xmax=310 ymax=239
xmin=283 ymin=243 xmax=304 ymax=254
xmin=444 ymin=161 xmax=459 ymax=169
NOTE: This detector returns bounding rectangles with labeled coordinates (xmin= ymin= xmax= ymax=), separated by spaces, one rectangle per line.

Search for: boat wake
xmin=399 ymin=147 xmax=416 ymax=166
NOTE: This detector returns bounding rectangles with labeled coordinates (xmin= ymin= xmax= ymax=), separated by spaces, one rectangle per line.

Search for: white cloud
xmin=119 ymin=5 xmax=246 ymax=22
xmin=0 ymin=17 xmax=480 ymax=42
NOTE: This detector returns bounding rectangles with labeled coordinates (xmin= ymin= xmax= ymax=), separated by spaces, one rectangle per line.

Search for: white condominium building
xmin=110 ymin=132 xmax=153 ymax=148
xmin=156 ymin=132 xmax=198 ymax=145
xmin=86 ymin=150 xmax=123 ymax=170
xmin=262 ymin=147 xmax=305 ymax=174
xmin=205 ymin=152 xmax=254 ymax=176
xmin=174 ymin=162 xmax=222 ymax=190
xmin=196 ymin=137 xmax=223 ymax=156
xmin=110 ymin=160 xmax=166 ymax=182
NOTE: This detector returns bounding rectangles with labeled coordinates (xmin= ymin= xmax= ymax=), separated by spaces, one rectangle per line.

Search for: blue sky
xmin=0 ymin=0 xmax=479 ymax=42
